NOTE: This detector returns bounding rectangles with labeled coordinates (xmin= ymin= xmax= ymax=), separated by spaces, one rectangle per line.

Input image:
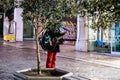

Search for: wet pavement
xmin=1 ymin=41 xmax=120 ymax=80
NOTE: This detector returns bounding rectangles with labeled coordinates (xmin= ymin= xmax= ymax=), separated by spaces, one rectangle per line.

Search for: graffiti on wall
xmin=60 ymin=17 xmax=77 ymax=41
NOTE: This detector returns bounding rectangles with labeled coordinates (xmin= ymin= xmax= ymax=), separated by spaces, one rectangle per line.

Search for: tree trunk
xmin=85 ymin=12 xmax=89 ymax=52
xmin=35 ymin=29 xmax=42 ymax=75
xmin=35 ymin=17 xmax=43 ymax=75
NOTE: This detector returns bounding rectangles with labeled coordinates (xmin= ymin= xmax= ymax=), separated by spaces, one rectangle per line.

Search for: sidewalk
xmin=59 ymin=45 xmax=120 ymax=69
xmin=1 ymin=41 xmax=120 ymax=80
xmin=5 ymin=41 xmax=120 ymax=69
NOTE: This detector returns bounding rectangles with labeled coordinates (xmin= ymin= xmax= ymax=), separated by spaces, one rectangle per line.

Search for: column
xmin=75 ymin=14 xmax=88 ymax=52
xmin=14 ymin=8 xmax=23 ymax=41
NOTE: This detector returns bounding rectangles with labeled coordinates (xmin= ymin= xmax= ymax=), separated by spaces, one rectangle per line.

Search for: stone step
xmin=63 ymin=75 xmax=90 ymax=80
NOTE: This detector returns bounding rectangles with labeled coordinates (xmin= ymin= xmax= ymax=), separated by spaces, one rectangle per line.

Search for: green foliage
xmin=1 ymin=0 xmax=120 ymax=31
xmin=0 ymin=0 xmax=16 ymax=12
xmin=20 ymin=0 xmax=120 ymax=31
xmin=20 ymin=0 xmax=78 ymax=32
xmin=79 ymin=0 xmax=120 ymax=29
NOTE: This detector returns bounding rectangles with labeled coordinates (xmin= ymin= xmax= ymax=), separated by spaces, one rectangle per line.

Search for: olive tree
xmin=20 ymin=0 xmax=79 ymax=75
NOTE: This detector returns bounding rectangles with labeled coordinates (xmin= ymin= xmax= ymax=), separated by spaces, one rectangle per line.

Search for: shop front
xmin=111 ymin=22 xmax=120 ymax=54
xmin=61 ymin=17 xmax=77 ymax=45
xmin=3 ymin=8 xmax=23 ymax=41
xmin=88 ymin=21 xmax=120 ymax=54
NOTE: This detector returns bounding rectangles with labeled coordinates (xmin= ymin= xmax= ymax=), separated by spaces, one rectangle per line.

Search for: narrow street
xmin=0 ymin=41 xmax=120 ymax=80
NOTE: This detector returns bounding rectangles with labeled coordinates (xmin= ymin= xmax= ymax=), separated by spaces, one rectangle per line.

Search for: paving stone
xmin=1 ymin=41 xmax=120 ymax=80
xmin=0 ymin=73 xmax=15 ymax=80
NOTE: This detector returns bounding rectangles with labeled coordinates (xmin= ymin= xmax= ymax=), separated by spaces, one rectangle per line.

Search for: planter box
xmin=14 ymin=68 xmax=73 ymax=80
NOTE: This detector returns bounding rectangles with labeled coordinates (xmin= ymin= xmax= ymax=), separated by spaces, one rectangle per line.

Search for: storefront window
xmin=112 ymin=22 xmax=120 ymax=52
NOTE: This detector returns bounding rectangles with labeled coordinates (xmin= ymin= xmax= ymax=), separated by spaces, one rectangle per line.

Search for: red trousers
xmin=46 ymin=51 xmax=57 ymax=68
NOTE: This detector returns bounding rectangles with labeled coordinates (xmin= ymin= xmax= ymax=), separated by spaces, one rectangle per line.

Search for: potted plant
xmin=13 ymin=0 xmax=80 ymax=80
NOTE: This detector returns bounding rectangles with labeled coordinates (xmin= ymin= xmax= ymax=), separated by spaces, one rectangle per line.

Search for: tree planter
xmin=14 ymin=68 xmax=73 ymax=80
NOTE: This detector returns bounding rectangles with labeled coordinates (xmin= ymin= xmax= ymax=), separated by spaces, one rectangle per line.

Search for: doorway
xmin=111 ymin=22 xmax=120 ymax=54
xmin=0 ymin=13 xmax=4 ymax=39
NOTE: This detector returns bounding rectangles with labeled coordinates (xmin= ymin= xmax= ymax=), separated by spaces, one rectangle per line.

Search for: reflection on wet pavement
xmin=1 ymin=41 xmax=120 ymax=80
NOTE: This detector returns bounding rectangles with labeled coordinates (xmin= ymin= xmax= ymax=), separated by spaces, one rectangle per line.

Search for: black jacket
xmin=47 ymin=31 xmax=65 ymax=52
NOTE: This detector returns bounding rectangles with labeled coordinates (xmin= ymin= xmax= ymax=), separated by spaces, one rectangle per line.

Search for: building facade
xmin=1 ymin=7 xmax=120 ymax=54
xmin=75 ymin=15 xmax=120 ymax=54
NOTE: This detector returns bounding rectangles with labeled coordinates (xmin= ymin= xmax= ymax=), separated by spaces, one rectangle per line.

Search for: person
xmin=39 ymin=30 xmax=52 ymax=51
xmin=46 ymin=30 xmax=66 ymax=68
